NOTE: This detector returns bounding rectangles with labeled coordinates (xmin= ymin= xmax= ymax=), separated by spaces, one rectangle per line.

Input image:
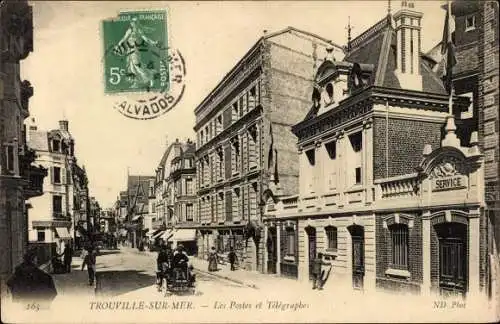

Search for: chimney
xmin=59 ymin=120 xmax=69 ymax=131
xmin=393 ymin=0 xmax=423 ymax=91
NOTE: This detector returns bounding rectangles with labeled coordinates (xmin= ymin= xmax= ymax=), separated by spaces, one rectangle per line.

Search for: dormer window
xmin=52 ymin=140 xmax=60 ymax=152
xmin=465 ymin=15 xmax=476 ymax=32
xmin=325 ymin=83 xmax=334 ymax=104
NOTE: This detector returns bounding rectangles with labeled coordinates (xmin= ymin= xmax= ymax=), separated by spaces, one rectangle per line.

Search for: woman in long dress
xmin=208 ymin=247 xmax=218 ymax=272
xmin=113 ymin=18 xmax=159 ymax=89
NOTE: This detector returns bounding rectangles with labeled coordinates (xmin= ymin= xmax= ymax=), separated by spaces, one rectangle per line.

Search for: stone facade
xmin=27 ymin=120 xmax=88 ymax=254
xmin=194 ymin=27 xmax=343 ymax=271
xmin=264 ymin=3 xmax=488 ymax=300
xmin=478 ymin=0 xmax=500 ymax=304
xmin=0 ymin=0 xmax=48 ymax=286
xmin=153 ymin=139 xmax=197 ymax=254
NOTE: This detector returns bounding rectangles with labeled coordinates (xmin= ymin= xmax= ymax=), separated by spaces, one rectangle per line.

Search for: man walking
xmin=228 ymin=248 xmax=238 ymax=271
xmin=85 ymin=247 xmax=97 ymax=286
xmin=59 ymin=242 xmax=73 ymax=273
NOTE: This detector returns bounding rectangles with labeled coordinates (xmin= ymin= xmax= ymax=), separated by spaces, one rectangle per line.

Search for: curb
xmin=192 ymin=267 xmax=260 ymax=290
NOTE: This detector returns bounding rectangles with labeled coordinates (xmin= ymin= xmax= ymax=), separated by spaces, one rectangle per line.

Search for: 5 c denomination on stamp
xmin=101 ymin=9 xmax=185 ymax=120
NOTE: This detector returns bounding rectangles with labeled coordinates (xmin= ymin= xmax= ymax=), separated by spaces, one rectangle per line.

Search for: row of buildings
xmin=0 ymin=1 xmax=102 ymax=290
xmin=116 ymin=0 xmax=498 ymax=300
xmin=27 ymin=118 xmax=102 ymax=255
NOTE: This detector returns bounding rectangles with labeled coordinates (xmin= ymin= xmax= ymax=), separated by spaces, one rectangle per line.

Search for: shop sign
xmin=432 ymin=175 xmax=468 ymax=192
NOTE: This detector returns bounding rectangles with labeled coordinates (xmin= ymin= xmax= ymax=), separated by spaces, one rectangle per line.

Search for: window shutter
xmin=61 ymin=168 xmax=66 ymax=184
xmin=50 ymin=166 xmax=54 ymax=184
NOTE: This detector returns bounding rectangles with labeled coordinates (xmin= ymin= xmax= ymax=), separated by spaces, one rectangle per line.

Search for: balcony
xmin=52 ymin=211 xmax=71 ymax=220
xmin=24 ymin=164 xmax=47 ymax=198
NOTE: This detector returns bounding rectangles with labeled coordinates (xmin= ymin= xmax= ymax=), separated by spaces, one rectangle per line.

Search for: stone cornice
xmin=292 ymin=86 xmax=470 ymax=143
xmin=194 ymin=46 xmax=264 ymax=128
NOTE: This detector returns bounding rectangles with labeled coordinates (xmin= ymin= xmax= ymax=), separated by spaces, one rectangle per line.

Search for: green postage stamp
xmin=102 ymin=10 xmax=169 ymax=94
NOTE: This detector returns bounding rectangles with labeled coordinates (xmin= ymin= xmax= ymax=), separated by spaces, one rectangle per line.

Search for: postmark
xmin=101 ymin=9 xmax=185 ymax=120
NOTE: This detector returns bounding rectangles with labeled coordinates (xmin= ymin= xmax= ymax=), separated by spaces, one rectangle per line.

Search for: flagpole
xmin=447 ymin=0 xmax=454 ymax=117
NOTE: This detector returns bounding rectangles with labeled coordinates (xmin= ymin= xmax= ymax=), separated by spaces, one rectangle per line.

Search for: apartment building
xmin=27 ymin=120 xmax=88 ymax=255
xmin=0 ymin=0 xmax=48 ymax=285
xmin=153 ymin=139 xmax=197 ymax=254
xmin=264 ymin=2 xmax=488 ymax=299
xmin=194 ymin=27 xmax=344 ymax=271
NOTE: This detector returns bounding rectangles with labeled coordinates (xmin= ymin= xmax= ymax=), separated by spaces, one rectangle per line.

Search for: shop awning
xmin=55 ymin=227 xmax=71 ymax=239
xmin=151 ymin=230 xmax=165 ymax=240
xmin=161 ymin=229 xmax=174 ymax=241
xmin=131 ymin=215 xmax=142 ymax=221
xmin=172 ymin=229 xmax=196 ymax=242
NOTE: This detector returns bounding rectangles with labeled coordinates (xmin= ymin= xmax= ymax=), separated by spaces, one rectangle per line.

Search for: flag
xmin=273 ymin=148 xmax=279 ymax=185
xmin=268 ymin=122 xmax=274 ymax=169
xmin=441 ymin=1 xmax=456 ymax=94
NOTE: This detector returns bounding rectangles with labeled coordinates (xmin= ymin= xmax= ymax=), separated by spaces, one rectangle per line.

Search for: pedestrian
xmin=208 ymin=246 xmax=218 ymax=272
xmin=7 ymin=248 xmax=58 ymax=307
xmin=85 ymin=247 xmax=97 ymax=286
xmin=81 ymin=246 xmax=88 ymax=271
xmin=312 ymin=252 xmax=328 ymax=290
xmin=58 ymin=242 xmax=73 ymax=273
xmin=228 ymin=248 xmax=237 ymax=271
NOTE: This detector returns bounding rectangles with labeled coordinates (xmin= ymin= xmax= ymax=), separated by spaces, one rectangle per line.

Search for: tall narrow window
xmin=185 ymin=178 xmax=193 ymax=195
xmin=53 ymin=167 xmax=61 ymax=184
xmin=390 ymin=224 xmax=409 ymax=269
xmin=53 ymin=195 xmax=63 ymax=217
xmin=325 ymin=141 xmax=336 ymax=159
xmin=355 ymin=167 xmax=362 ymax=185
xmin=305 ymin=149 xmax=315 ymax=166
xmin=5 ymin=144 xmax=14 ymax=172
xmin=285 ymin=228 xmax=296 ymax=256
xmin=186 ymin=204 xmax=193 ymax=222
xmin=350 ymin=132 xmax=362 ymax=152
xmin=52 ymin=140 xmax=60 ymax=152
xmin=325 ymin=226 xmax=338 ymax=251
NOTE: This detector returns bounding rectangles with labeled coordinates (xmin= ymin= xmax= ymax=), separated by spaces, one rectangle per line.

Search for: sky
xmin=22 ymin=1 xmax=447 ymax=208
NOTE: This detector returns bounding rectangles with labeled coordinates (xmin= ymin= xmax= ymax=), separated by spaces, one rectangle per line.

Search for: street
xmin=3 ymin=247 xmax=495 ymax=324
xmin=93 ymin=248 xmax=254 ymax=298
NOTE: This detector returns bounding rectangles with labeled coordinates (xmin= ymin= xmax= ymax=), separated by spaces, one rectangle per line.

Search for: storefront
xmin=374 ymin=122 xmax=485 ymax=298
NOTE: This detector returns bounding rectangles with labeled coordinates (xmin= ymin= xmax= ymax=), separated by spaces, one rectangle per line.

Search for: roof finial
xmin=345 ymin=16 xmax=353 ymax=53
xmin=388 ymin=0 xmax=391 ymax=14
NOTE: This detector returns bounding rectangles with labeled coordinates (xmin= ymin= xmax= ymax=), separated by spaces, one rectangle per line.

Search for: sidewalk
xmin=189 ymin=257 xmax=307 ymax=290
xmin=51 ymin=256 xmax=95 ymax=299
xmin=123 ymin=246 xmax=307 ymax=291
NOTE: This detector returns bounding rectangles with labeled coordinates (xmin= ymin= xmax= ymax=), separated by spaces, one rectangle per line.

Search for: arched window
xmin=326 ymin=83 xmax=334 ymax=103
xmin=389 ymin=223 xmax=409 ymax=269
xmin=325 ymin=226 xmax=337 ymax=251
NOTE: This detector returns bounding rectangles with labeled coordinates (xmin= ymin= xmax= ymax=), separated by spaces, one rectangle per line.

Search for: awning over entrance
xmin=161 ymin=229 xmax=174 ymax=241
xmin=172 ymin=229 xmax=196 ymax=242
xmin=151 ymin=230 xmax=165 ymax=240
xmin=55 ymin=227 xmax=71 ymax=239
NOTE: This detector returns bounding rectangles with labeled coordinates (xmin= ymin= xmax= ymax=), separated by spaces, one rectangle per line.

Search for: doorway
xmin=349 ymin=225 xmax=365 ymax=290
xmin=306 ymin=226 xmax=317 ymax=280
xmin=267 ymin=227 xmax=277 ymax=274
xmin=435 ymin=223 xmax=467 ymax=297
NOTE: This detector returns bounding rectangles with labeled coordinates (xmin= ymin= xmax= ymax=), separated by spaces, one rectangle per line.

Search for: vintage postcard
xmin=1 ymin=0 xmax=499 ymax=323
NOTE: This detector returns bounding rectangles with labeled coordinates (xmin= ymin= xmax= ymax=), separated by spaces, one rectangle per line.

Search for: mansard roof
xmin=344 ymin=15 xmax=447 ymax=94
xmin=28 ymin=131 xmax=49 ymax=151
